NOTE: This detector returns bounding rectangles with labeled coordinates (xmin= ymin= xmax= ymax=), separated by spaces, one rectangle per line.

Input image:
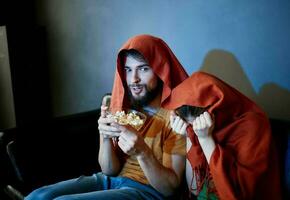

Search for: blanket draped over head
xmin=110 ymin=34 xmax=188 ymax=112
xmin=163 ymin=72 xmax=281 ymax=200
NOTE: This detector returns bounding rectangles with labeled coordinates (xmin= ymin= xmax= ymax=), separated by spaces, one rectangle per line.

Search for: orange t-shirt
xmin=119 ymin=108 xmax=186 ymax=184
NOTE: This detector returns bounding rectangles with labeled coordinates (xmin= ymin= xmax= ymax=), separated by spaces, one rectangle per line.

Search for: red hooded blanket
xmin=163 ymin=72 xmax=281 ymax=200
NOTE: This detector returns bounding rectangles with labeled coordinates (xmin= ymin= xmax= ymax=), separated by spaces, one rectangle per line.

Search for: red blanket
xmin=164 ymin=72 xmax=281 ymax=200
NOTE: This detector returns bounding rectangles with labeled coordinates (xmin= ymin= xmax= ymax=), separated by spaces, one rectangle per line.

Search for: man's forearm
xmin=198 ymin=136 xmax=216 ymax=163
xmin=98 ymin=136 xmax=121 ymax=175
xmin=136 ymin=149 xmax=182 ymax=196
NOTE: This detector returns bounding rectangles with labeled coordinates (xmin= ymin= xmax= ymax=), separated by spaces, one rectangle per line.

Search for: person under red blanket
xmin=25 ymin=34 xmax=188 ymax=200
xmin=163 ymin=71 xmax=281 ymax=200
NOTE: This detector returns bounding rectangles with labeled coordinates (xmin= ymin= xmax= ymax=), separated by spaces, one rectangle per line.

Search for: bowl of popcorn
xmin=108 ymin=110 xmax=146 ymax=131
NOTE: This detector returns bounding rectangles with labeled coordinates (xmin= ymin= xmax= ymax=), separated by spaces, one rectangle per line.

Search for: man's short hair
xmin=120 ymin=49 xmax=147 ymax=63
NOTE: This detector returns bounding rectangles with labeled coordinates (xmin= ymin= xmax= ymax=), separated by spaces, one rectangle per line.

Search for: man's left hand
xmin=117 ymin=126 xmax=149 ymax=156
xmin=192 ymin=111 xmax=214 ymax=139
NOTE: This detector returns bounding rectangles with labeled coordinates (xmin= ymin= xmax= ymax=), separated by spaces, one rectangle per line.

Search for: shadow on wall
xmin=199 ymin=49 xmax=290 ymax=120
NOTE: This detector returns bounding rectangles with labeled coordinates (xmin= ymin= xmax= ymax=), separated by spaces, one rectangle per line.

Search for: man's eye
xmin=124 ymin=68 xmax=131 ymax=72
xmin=140 ymin=67 xmax=149 ymax=72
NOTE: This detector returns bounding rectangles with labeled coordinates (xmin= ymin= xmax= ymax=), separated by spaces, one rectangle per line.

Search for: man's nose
xmin=131 ymin=70 xmax=141 ymax=83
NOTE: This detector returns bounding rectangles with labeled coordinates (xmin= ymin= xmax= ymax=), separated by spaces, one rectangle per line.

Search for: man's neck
xmin=142 ymin=93 xmax=161 ymax=115
xmin=148 ymin=93 xmax=161 ymax=108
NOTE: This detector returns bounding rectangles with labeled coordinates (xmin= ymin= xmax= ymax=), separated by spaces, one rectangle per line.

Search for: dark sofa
xmin=0 ymin=109 xmax=289 ymax=199
xmin=0 ymin=110 xmax=101 ymax=199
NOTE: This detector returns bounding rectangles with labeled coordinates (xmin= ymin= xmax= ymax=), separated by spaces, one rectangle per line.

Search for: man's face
xmin=124 ymin=55 xmax=159 ymax=106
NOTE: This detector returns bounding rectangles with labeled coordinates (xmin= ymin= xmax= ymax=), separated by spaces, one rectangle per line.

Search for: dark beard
xmin=128 ymin=83 xmax=162 ymax=109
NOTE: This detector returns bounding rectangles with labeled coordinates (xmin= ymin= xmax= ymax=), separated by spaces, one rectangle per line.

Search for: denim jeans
xmin=24 ymin=172 xmax=164 ymax=200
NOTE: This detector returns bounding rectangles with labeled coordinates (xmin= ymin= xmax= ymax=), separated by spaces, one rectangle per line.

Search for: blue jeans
xmin=24 ymin=172 xmax=164 ymax=200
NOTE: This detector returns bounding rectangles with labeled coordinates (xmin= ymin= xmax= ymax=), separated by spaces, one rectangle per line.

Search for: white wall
xmin=35 ymin=0 xmax=290 ymax=120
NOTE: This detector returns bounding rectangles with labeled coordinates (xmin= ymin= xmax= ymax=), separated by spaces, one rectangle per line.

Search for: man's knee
xmin=25 ymin=186 xmax=54 ymax=200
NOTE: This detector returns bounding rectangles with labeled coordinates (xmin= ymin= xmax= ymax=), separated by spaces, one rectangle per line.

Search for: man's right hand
xmin=98 ymin=105 xmax=122 ymax=175
xmin=98 ymin=105 xmax=121 ymax=138
xmin=170 ymin=111 xmax=187 ymax=136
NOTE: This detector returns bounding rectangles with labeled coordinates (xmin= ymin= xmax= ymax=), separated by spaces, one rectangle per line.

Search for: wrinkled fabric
xmin=163 ymin=72 xmax=281 ymax=200
xmin=110 ymin=34 xmax=188 ymax=112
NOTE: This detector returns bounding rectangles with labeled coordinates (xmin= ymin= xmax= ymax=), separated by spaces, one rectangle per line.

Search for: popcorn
xmin=108 ymin=110 xmax=145 ymax=130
